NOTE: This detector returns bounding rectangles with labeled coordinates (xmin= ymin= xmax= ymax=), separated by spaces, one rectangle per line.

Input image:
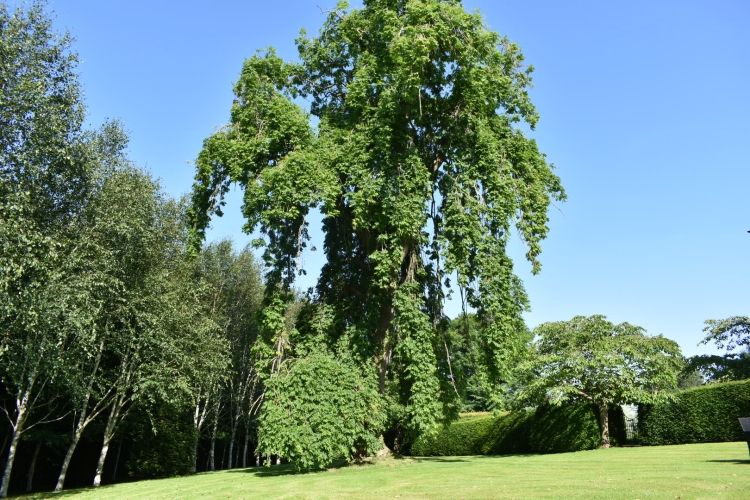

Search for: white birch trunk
xmin=0 ymin=386 xmax=31 ymax=499
xmin=55 ymin=428 xmax=82 ymax=491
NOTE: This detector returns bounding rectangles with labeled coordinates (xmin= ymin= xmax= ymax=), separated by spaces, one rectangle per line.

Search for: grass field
xmin=24 ymin=442 xmax=750 ymax=499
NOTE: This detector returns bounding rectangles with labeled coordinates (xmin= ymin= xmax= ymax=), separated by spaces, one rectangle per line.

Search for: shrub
xmin=411 ymin=404 xmax=624 ymax=456
xmin=258 ymin=353 xmax=386 ymax=469
xmin=638 ymin=379 xmax=750 ymax=445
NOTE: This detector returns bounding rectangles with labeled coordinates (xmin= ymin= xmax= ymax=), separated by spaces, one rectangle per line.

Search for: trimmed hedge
xmin=638 ymin=379 xmax=750 ymax=446
xmin=410 ymin=404 xmax=624 ymax=456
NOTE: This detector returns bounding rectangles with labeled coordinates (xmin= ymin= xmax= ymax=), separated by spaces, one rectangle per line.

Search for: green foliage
xmin=638 ymin=380 xmax=750 ymax=446
xmin=411 ymin=404 xmax=624 ymax=456
xmin=0 ymin=0 xmax=88 ymax=227
xmin=522 ymin=315 xmax=683 ymax=407
xmin=687 ymin=316 xmax=750 ymax=382
xmin=446 ymin=314 xmax=533 ymax=412
xmin=128 ymin=405 xmax=197 ymax=479
xmin=258 ymin=353 xmax=385 ymax=469
xmin=190 ymin=0 xmax=565 ymax=439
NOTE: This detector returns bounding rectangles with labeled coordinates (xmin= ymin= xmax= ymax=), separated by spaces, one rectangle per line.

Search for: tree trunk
xmin=111 ymin=438 xmax=123 ymax=482
xmin=208 ymin=395 xmax=220 ymax=471
xmin=241 ymin=418 xmax=250 ymax=468
xmin=57 ymin=337 xmax=106 ymax=491
xmin=55 ymin=428 xmax=83 ymax=491
xmin=93 ymin=439 xmax=110 ymax=488
xmin=26 ymin=441 xmax=41 ymax=492
xmin=0 ymin=387 xmax=30 ymax=499
xmin=209 ymin=433 xmax=217 ymax=471
xmin=93 ymin=404 xmax=119 ymax=487
xmin=0 ymin=429 xmax=20 ymax=499
xmin=227 ymin=423 xmax=236 ymax=469
xmin=374 ymin=302 xmax=394 ymax=395
xmin=598 ymin=403 xmax=610 ymax=449
xmin=193 ymin=436 xmax=200 ymax=473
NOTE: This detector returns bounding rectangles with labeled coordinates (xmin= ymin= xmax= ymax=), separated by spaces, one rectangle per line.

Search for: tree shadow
xmin=414 ymin=457 xmax=470 ymax=463
xmin=18 ymin=484 xmax=120 ymax=499
xmin=227 ymin=459 xmax=368 ymax=477
xmin=705 ymin=459 xmax=750 ymax=465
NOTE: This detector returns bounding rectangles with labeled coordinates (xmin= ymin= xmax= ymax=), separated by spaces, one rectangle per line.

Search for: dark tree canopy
xmin=190 ymin=0 xmax=564 ymax=440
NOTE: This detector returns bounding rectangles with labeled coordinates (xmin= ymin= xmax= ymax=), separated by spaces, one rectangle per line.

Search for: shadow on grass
xmin=227 ymin=459 xmax=378 ymax=477
xmin=414 ymin=457 xmax=470 ymax=463
xmin=16 ymin=484 xmax=120 ymax=499
xmin=705 ymin=459 xmax=750 ymax=465
xmin=413 ymin=453 xmax=536 ymax=463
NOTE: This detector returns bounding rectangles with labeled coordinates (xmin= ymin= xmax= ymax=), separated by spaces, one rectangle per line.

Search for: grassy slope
xmin=25 ymin=442 xmax=750 ymax=499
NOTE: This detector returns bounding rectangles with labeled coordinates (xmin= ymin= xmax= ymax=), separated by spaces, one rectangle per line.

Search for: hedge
xmin=410 ymin=404 xmax=624 ymax=456
xmin=638 ymin=379 xmax=750 ymax=446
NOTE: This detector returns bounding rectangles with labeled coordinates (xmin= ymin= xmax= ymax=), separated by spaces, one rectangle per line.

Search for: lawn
xmin=25 ymin=442 xmax=749 ymax=499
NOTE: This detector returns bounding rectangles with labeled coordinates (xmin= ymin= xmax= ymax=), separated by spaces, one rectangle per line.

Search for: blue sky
xmin=42 ymin=0 xmax=748 ymax=356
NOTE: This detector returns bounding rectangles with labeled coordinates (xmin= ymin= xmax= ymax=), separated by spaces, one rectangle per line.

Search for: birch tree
xmin=0 ymin=2 xmax=90 ymax=495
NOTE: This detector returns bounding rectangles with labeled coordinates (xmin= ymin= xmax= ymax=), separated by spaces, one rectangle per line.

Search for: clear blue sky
xmin=41 ymin=0 xmax=748 ymax=357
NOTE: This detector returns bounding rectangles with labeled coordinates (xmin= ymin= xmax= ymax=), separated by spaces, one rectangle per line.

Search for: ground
xmin=24 ymin=442 xmax=750 ymax=499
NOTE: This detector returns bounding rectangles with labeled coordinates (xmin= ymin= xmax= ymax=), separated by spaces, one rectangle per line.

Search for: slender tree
xmin=88 ymin=172 xmax=227 ymax=487
xmin=190 ymin=0 xmax=565 ymax=447
xmin=0 ymin=2 xmax=91 ymax=495
xmin=191 ymin=241 xmax=262 ymax=471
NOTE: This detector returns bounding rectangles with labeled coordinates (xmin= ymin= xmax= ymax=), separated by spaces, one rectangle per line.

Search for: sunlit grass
xmin=24 ymin=442 xmax=750 ymax=499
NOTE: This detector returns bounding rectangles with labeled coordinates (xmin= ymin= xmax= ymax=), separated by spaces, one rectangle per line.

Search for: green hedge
xmin=410 ymin=404 xmax=624 ymax=456
xmin=638 ymin=380 xmax=750 ymax=446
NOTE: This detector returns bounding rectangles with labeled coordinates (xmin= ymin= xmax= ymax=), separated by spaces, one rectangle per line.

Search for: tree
xmin=0 ymin=2 xmax=91 ymax=495
xmin=687 ymin=316 xmax=750 ymax=382
xmin=85 ymin=170 xmax=228 ymax=488
xmin=189 ymin=0 xmax=564 ymax=447
xmin=192 ymin=240 xmax=262 ymax=471
xmin=519 ymin=315 xmax=683 ymax=448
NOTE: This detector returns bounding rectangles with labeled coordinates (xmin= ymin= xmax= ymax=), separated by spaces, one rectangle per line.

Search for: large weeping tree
xmin=190 ymin=0 xmax=564 ymax=447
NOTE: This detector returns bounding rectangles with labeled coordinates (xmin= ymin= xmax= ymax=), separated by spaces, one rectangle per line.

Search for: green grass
xmin=24 ymin=442 xmax=750 ymax=499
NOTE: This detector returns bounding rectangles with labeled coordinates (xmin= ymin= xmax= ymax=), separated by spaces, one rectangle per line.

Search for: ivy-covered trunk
xmin=598 ymin=403 xmax=611 ymax=449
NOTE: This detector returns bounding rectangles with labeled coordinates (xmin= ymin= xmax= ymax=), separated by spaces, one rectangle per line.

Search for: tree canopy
xmin=189 ymin=0 xmax=564 ymax=449
xmin=518 ymin=315 xmax=683 ymax=448
xmin=687 ymin=316 xmax=750 ymax=382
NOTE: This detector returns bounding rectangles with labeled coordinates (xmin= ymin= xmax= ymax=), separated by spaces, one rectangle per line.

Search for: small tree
xmin=519 ymin=315 xmax=682 ymax=448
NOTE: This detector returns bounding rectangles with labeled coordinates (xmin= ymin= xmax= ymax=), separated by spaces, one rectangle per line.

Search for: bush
xmin=411 ymin=404 xmax=624 ymax=456
xmin=638 ymin=379 xmax=750 ymax=446
xmin=258 ymin=353 xmax=386 ymax=469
